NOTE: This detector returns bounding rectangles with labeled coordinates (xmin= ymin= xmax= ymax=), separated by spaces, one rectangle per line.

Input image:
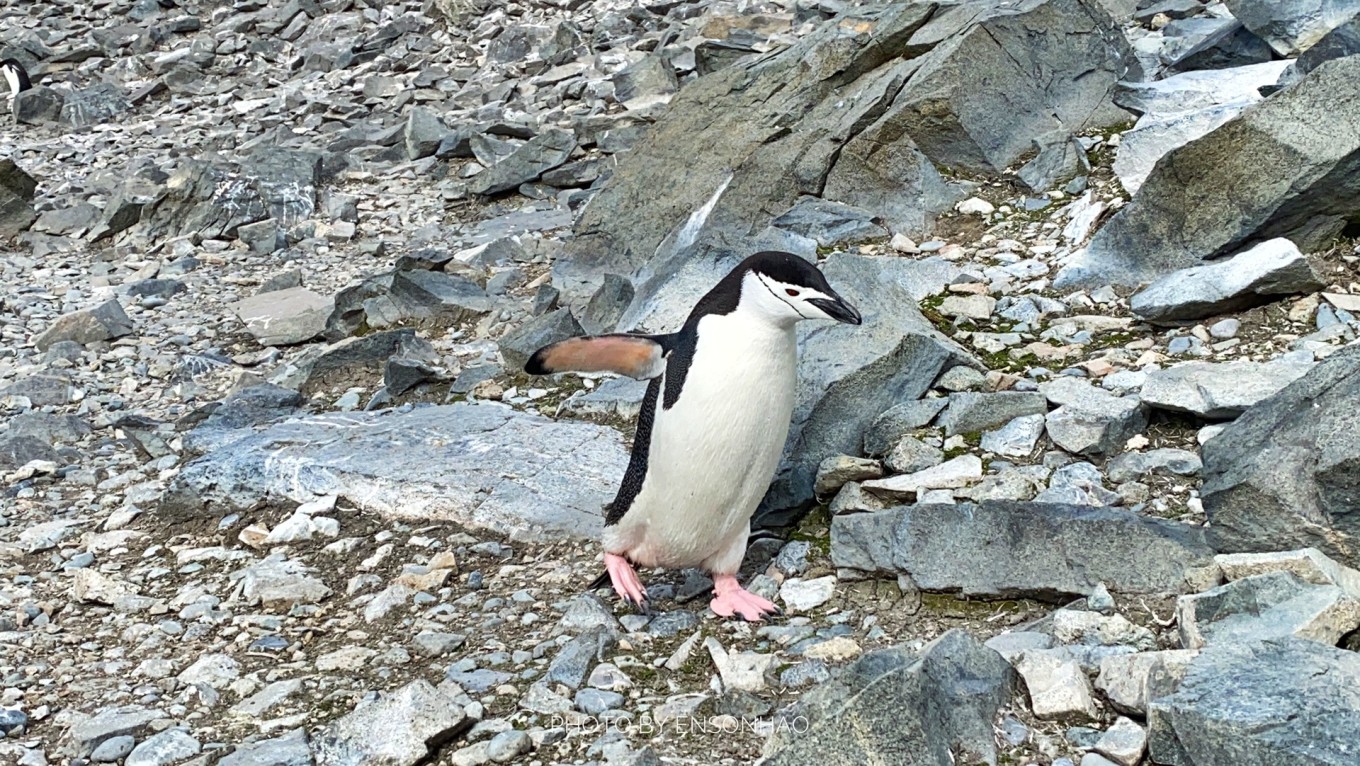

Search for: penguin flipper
xmin=524 ymin=333 xmax=675 ymax=381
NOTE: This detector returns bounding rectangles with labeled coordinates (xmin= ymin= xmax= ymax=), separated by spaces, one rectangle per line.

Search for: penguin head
xmin=736 ymin=251 xmax=863 ymax=327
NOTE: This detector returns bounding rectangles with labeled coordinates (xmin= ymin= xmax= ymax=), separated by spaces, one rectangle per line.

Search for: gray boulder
xmin=831 ymin=501 xmax=1214 ymax=599
xmin=1222 ymin=0 xmax=1360 ymax=56
xmin=1175 ymin=570 xmax=1360 ymax=649
xmin=0 ymin=158 xmax=37 ymax=237
xmin=218 ymin=729 xmax=312 ymax=766
xmin=1200 ymin=344 xmax=1360 ymax=566
xmin=60 ymin=82 xmax=132 ymax=129
xmin=1130 ymin=238 xmax=1325 ymax=324
xmin=0 ymin=436 xmax=58 ymax=471
xmin=556 ymin=0 xmax=1134 ymax=329
xmin=326 ymin=269 xmax=492 ymax=339
xmin=137 ymin=147 xmax=333 ymax=243
xmin=1147 ymin=637 xmax=1360 ymax=766
xmin=62 ymin=706 xmax=159 ymax=759
xmin=181 ymin=384 xmax=307 ymax=456
xmin=1164 ymin=20 xmax=1276 ymax=73
xmin=468 ymin=128 xmax=576 ymax=196
xmin=12 ymin=86 xmax=65 ymax=124
xmin=404 ymin=106 xmax=447 ymax=160
xmin=758 ymin=629 xmax=1020 ymax=766
xmin=1057 ymin=55 xmax=1360 ymax=289
xmin=1107 ymin=448 xmax=1202 ymax=484
xmin=271 ymin=330 xmax=438 ymax=397
xmin=1291 ymin=14 xmax=1360 ymax=79
xmin=1112 ymin=61 xmax=1290 ymax=196
xmin=32 ymin=299 xmax=134 ymax=351
xmin=312 ymin=681 xmax=471 ymax=766
xmin=770 ymin=198 xmax=888 ymax=248
xmin=759 ymin=254 xmax=977 ymax=525
xmin=937 ymin=392 xmax=1048 ymax=437
xmin=1046 ymin=396 xmax=1148 ymax=457
xmin=230 ymin=287 xmax=333 ymax=347
xmin=863 ymin=398 xmax=950 ymax=455
xmin=611 ymin=54 xmax=679 ymax=110
xmin=162 ymin=402 xmax=629 ymax=542
xmin=886 ymin=0 xmax=1136 ymax=175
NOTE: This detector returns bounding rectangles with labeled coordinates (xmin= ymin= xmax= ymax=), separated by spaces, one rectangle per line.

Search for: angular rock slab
xmin=554 ymin=2 xmax=945 ymax=316
xmin=468 ymin=128 xmax=576 ymax=196
xmin=758 ymin=629 xmax=1020 ymax=766
xmin=1215 ymin=547 xmax=1360 ymax=596
xmin=1223 ymin=0 xmax=1360 ymax=56
xmin=33 ymin=299 xmax=135 ymax=351
xmin=889 ymin=0 xmax=1136 ymax=175
xmin=162 ymin=402 xmax=630 ymax=542
xmin=831 ymin=501 xmax=1214 ymax=599
xmin=1201 ymin=344 xmax=1360 ymax=566
xmin=557 ymin=0 xmax=1133 ymax=326
xmin=218 ymin=730 xmax=311 ymax=766
xmin=326 ymin=269 xmax=492 ymax=340
xmin=1097 ymin=649 xmax=1199 ymax=716
xmin=1057 ymin=55 xmax=1360 ymax=289
xmin=1140 ymin=359 xmax=1314 ymax=419
xmin=230 ymin=287 xmax=333 ymax=346
xmin=758 ymin=253 xmax=977 ymax=526
xmin=1175 ymin=570 xmax=1360 ymax=649
xmin=1148 ymin=637 xmax=1360 ymax=766
xmin=1112 ymin=61 xmax=1292 ymax=195
xmin=312 ymin=680 xmax=472 ymax=766
xmin=1130 ymin=238 xmax=1325 ymax=324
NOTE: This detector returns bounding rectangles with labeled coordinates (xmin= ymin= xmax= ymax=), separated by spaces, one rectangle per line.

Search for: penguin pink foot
xmin=605 ymin=553 xmax=649 ymax=611
xmin=709 ymin=574 xmax=781 ymax=622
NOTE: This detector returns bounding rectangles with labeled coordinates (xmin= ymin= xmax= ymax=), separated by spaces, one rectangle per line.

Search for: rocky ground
xmin=4 ymin=0 xmax=1360 ymax=765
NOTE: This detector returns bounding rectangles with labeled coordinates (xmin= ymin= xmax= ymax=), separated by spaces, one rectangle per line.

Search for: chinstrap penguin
xmin=1 ymin=59 xmax=31 ymax=100
xmin=525 ymin=251 xmax=862 ymax=621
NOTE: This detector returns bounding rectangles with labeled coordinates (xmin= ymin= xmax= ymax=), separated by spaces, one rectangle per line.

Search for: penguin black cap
xmin=727 ymin=250 xmax=863 ymax=325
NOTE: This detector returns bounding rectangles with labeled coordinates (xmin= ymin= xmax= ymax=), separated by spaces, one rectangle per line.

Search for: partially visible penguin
xmin=1 ymin=59 xmax=31 ymax=100
xmin=524 ymin=251 xmax=862 ymax=621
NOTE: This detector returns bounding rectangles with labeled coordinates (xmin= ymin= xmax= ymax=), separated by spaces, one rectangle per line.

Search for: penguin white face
xmin=740 ymin=253 xmax=862 ymax=328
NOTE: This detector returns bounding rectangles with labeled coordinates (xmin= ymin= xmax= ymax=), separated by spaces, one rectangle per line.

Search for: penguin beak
xmin=809 ymin=293 xmax=862 ymax=325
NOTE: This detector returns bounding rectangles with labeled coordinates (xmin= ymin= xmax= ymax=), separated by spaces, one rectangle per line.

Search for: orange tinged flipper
xmin=524 ymin=334 xmax=669 ymax=380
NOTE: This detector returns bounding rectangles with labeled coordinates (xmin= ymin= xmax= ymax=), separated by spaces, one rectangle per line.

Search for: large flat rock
xmin=162 ymin=402 xmax=630 ymax=542
xmin=831 ymin=501 xmax=1214 ymax=599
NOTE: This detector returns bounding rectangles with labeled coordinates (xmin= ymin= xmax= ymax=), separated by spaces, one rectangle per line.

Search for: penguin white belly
xmin=604 ymin=313 xmax=797 ymax=569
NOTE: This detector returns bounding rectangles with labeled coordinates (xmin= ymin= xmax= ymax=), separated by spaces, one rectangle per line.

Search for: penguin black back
xmin=2 ymin=59 xmax=32 ymax=98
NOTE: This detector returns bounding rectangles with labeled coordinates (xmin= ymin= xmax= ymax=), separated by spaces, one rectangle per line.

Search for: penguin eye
xmin=785 ymin=289 xmax=800 ymax=297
